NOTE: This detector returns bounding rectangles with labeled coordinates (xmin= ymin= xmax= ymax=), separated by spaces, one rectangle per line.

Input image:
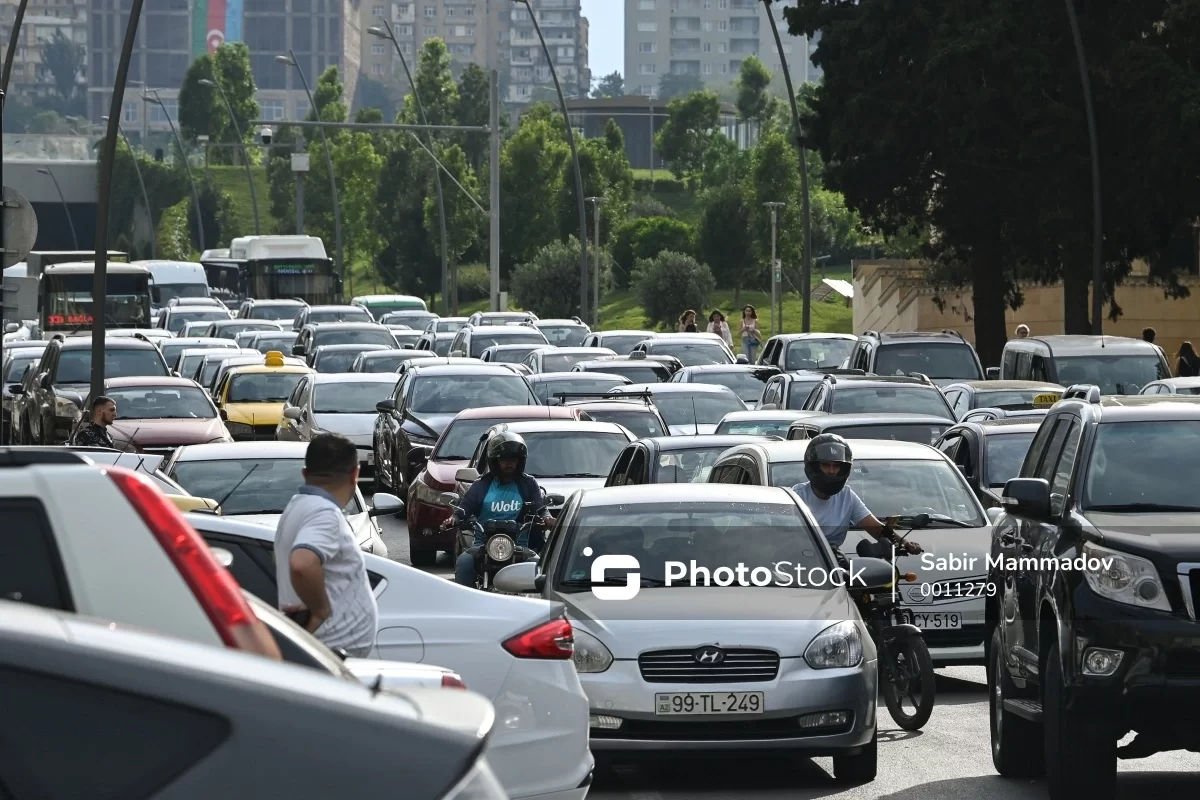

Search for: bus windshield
xmin=151 ymin=282 xmax=208 ymax=305
xmin=243 ymin=260 xmax=337 ymax=305
xmin=42 ymin=273 xmax=151 ymax=330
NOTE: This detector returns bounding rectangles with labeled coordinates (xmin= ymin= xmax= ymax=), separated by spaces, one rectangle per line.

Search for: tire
xmin=832 ymin=726 xmax=877 ymax=784
xmin=1043 ymin=637 xmax=1117 ymax=800
xmin=409 ymin=547 xmax=437 ymax=568
xmin=882 ymin=634 xmax=936 ymax=730
xmin=988 ymin=627 xmax=1045 ymax=777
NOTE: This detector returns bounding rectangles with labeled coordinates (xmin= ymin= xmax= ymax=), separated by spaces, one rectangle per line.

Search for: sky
xmin=581 ymin=0 xmax=624 ymax=81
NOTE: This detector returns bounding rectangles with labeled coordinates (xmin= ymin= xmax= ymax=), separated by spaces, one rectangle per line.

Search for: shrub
xmin=455 ymin=263 xmax=490 ymax=302
xmin=156 ymin=199 xmax=193 ymax=261
xmin=628 ymin=197 xmax=677 ymax=220
xmin=610 ymin=216 xmax=696 ymax=289
xmin=632 ymin=251 xmax=715 ymax=330
xmin=511 ymin=238 xmax=613 ymax=319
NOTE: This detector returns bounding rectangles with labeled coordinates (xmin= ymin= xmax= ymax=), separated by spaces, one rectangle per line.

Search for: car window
xmin=824 ymin=423 xmax=949 ymax=445
xmin=201 ymin=537 xmax=278 ymax=602
xmin=227 ymin=372 xmax=306 ymax=403
xmin=0 ymin=498 xmax=72 ymax=610
xmin=598 ymin=335 xmax=647 ymax=354
xmin=829 ymin=386 xmax=951 ymax=417
xmin=106 ymin=386 xmax=217 ymax=420
xmin=768 ymin=460 xmax=808 ymax=487
xmin=649 ymin=342 xmax=732 ymax=367
xmin=1052 ymin=355 xmax=1168 ymax=395
xmin=937 ymin=434 xmax=961 ymax=459
xmin=583 ymin=409 xmax=664 ymax=439
xmin=624 ymin=449 xmax=647 ymax=484
xmin=786 ymin=381 xmax=820 ymax=410
xmin=1082 ymin=420 xmax=1200 ymax=509
xmin=408 ymin=374 xmax=536 ymax=413
xmin=874 ymin=343 xmax=982 ymax=380
xmin=468 ymin=334 xmax=548 ymax=358
xmin=538 ymin=326 xmax=588 ymax=347
xmin=985 ymin=433 xmax=1037 ymax=487
xmin=1034 ymin=418 xmax=1072 ymax=484
xmin=313 ymin=381 xmax=395 ymax=413
xmin=171 ymin=458 xmax=361 ymax=517
xmin=847 ymin=459 xmax=985 ymax=527
xmin=540 ymin=352 xmax=599 ymax=373
xmin=784 ymin=339 xmax=854 ymax=370
xmin=652 ymin=393 xmax=746 ymax=426
xmin=654 ymin=447 xmax=735 ymax=483
xmin=685 ymin=369 xmax=775 ymax=403
xmin=55 ymin=348 xmax=167 ymax=383
xmin=314 ymin=329 xmax=397 ymax=348
xmin=523 ymin=431 xmax=629 ymax=479
xmin=717 ymin=418 xmax=793 ymax=437
xmin=533 ymin=377 xmax=626 ymax=403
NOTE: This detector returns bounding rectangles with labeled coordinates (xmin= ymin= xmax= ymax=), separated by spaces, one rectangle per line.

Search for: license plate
xmin=655 ymin=692 xmax=764 ymax=715
xmin=913 ymin=612 xmax=961 ymax=630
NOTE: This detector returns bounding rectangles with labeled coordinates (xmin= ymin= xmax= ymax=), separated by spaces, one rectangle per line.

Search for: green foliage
xmin=456 ymin=63 xmax=490 ymax=173
xmin=746 ymin=131 xmax=803 ymax=271
xmin=455 ymin=264 xmax=490 ymax=302
xmin=511 ymin=238 xmax=610 ymax=320
xmin=592 ymin=72 xmax=625 ymax=99
xmin=156 ymin=199 xmax=193 ymax=260
xmin=610 ymin=217 xmax=697 ymax=289
xmin=354 ymin=77 xmax=400 ymax=123
xmin=177 ymin=44 xmax=258 ymax=165
xmin=333 ymin=131 xmax=386 ymax=273
xmin=104 ymin=138 xmax=188 ymax=255
xmin=700 ymin=183 xmax=756 ymax=292
xmin=187 ymin=178 xmax=235 ymax=253
xmin=406 ymin=39 xmax=459 ymax=126
xmin=177 ymin=55 xmax=215 ymax=142
xmin=41 ymin=29 xmax=83 ymax=103
xmin=654 ymin=91 xmax=721 ymax=188
xmin=604 ymin=118 xmax=625 ymax=153
xmin=629 ymin=197 xmax=676 ymax=220
xmin=701 ymin=134 xmax=750 ymax=189
xmin=375 ymin=136 xmax=439 ymax=295
xmin=632 ymin=174 xmax=685 ymax=194
xmin=425 ymin=142 xmax=481 ymax=265
xmin=500 ymin=111 xmax=569 ymax=275
xmin=735 ymin=55 xmax=778 ymax=125
xmin=632 ymin=251 xmax=715 ymax=329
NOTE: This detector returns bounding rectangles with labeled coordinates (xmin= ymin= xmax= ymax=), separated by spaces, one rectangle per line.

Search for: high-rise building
xmin=624 ymin=0 xmax=819 ymax=97
xmin=505 ymin=0 xmax=588 ymax=104
xmin=0 ymin=0 xmax=89 ymax=104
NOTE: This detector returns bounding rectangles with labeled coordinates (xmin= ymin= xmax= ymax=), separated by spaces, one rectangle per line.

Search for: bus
xmin=350 ymin=294 xmax=428 ymax=319
xmin=135 ymin=260 xmax=210 ymax=315
xmin=39 ymin=261 xmax=153 ymax=336
xmin=233 ymin=235 xmax=340 ymax=306
xmin=198 ymin=248 xmax=243 ymax=310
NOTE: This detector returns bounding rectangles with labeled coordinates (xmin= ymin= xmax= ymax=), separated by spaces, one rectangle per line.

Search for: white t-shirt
xmin=791 ymin=482 xmax=872 ymax=549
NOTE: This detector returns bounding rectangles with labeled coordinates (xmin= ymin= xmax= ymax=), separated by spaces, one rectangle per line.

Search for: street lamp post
xmin=276 ymin=51 xmax=343 ymax=283
xmin=1 ymin=0 xmax=30 ymax=94
xmin=37 ymin=167 xmax=77 ymax=249
xmin=585 ymin=196 xmax=603 ymax=328
xmin=513 ymin=0 xmax=589 ymax=322
xmin=764 ymin=201 xmax=785 ymax=335
xmin=142 ymin=90 xmax=205 ymax=252
xmin=199 ymin=77 xmax=260 ymax=235
xmin=102 ymin=114 xmax=157 ymax=259
xmin=369 ymin=21 xmax=451 ymax=315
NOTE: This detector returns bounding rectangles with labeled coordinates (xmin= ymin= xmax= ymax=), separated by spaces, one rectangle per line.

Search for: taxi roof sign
xmin=264 ymin=350 xmax=286 ymax=367
xmin=1033 ymin=392 xmax=1062 ymax=408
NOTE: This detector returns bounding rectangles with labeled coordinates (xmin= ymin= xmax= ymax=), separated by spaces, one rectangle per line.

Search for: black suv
xmin=987 ymin=386 xmax=1200 ymax=799
xmin=802 ymin=373 xmax=956 ymax=419
xmin=844 ymin=330 xmax=985 ymax=386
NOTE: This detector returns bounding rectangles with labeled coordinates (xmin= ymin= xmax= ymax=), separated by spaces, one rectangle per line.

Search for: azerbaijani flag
xmin=191 ymin=0 xmax=208 ymax=59
xmin=206 ymin=0 xmax=227 ymax=51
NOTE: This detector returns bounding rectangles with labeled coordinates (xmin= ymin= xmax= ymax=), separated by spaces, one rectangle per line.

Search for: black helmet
xmin=804 ymin=433 xmax=853 ymax=496
xmin=487 ymin=430 xmax=528 ymax=476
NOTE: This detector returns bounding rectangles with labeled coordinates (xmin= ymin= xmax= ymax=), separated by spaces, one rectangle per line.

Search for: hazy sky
xmin=581 ymin=0 xmax=624 ymax=81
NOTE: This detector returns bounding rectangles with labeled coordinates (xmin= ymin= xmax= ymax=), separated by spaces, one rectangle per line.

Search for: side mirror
xmin=986 ymin=506 xmax=1004 ymax=525
xmin=844 ymin=557 xmax=897 ymax=591
xmin=736 ymin=354 xmax=749 ymax=364
xmin=219 ymin=408 xmax=229 ymax=420
xmin=456 ymin=467 xmax=480 ymax=483
xmin=493 ymin=561 xmax=544 ymax=594
xmin=375 ymin=398 xmax=396 ymax=414
xmin=292 ymin=344 xmax=305 ymax=356
xmin=986 ymin=367 xmax=1000 ymax=380
xmin=7 ymin=383 xmax=23 ymax=395
xmin=450 ymin=350 xmax=465 ymax=357
xmin=4 ymin=323 xmax=17 ymax=333
xmin=407 ymin=445 xmax=432 ymax=467
xmin=283 ymin=406 xmax=301 ymax=420
xmin=1002 ymin=477 xmax=1052 ymax=519
xmin=546 ymin=493 xmax=565 ymax=506
xmin=369 ymin=492 xmax=405 ymax=517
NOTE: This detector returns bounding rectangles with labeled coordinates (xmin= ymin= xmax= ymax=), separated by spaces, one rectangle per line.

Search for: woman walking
xmin=739 ymin=305 xmax=761 ymax=363
xmin=1177 ymin=342 xmax=1200 ymax=377
xmin=707 ymin=310 xmax=733 ymax=347
xmin=679 ymin=310 xmax=698 ymax=332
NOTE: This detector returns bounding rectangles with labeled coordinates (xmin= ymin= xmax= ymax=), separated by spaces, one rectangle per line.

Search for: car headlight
xmin=226 ymin=422 xmax=253 ymax=438
xmin=1081 ymin=542 xmax=1170 ymax=611
xmin=804 ymin=621 xmax=863 ymax=669
xmin=486 ymin=534 xmax=515 ymax=561
xmin=572 ymin=629 xmax=613 ymax=673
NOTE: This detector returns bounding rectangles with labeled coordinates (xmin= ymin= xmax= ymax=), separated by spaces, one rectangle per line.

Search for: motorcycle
xmin=441 ymin=493 xmax=557 ymax=592
xmin=851 ymin=514 xmax=936 ymax=731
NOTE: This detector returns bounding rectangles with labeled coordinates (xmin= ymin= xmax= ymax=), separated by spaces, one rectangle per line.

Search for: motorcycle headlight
xmin=804 ymin=621 xmax=863 ymax=669
xmin=486 ymin=534 xmax=515 ymax=561
xmin=1081 ymin=542 xmax=1170 ymax=612
xmin=572 ymin=629 xmax=613 ymax=673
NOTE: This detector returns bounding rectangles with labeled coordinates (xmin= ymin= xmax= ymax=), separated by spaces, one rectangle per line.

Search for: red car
xmin=405 ymin=404 xmax=581 ymax=566
xmin=75 ymin=376 xmax=233 ymax=458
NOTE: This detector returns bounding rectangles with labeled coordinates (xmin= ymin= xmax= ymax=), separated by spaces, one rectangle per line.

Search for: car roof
xmin=313 ymin=343 xmax=391 ymax=352
xmin=869 ymin=331 xmax=970 ymax=343
xmin=530 ymin=346 xmax=605 ymax=355
xmin=575 ymin=360 xmax=662 ymax=368
xmin=407 ymin=364 xmax=522 ymax=377
xmin=247 ymin=298 xmax=306 ymax=306
xmin=527 ymin=371 xmax=628 ymax=382
xmin=359 ymin=349 xmax=425 ymax=358
xmin=1016 ymin=334 xmax=1160 ymax=354
xmin=309 ymin=322 xmax=389 ymax=331
xmin=58 ymin=336 xmax=159 ymax=350
xmin=720 ymin=410 xmax=824 ymax=421
xmin=679 ymin=364 xmax=779 ymax=374
xmin=167 ymin=337 xmax=236 ymax=347
xmin=612 ymin=383 xmax=737 ymax=395
xmin=578 ymin=483 xmax=798 ymax=508
xmin=485 ymin=420 xmax=628 ymax=434
xmin=799 ymin=413 xmax=954 ymax=427
xmin=226 ymin=362 xmax=311 ymax=375
xmin=453 ymin=405 xmax=579 ymax=420
xmin=774 ymin=332 xmax=859 ymax=342
xmin=211 ymin=318 xmax=280 ymax=326
xmin=312 ymin=372 xmax=398 ymax=384
xmin=1084 ymin=395 xmax=1200 ymax=420
xmin=306 ymin=305 xmax=368 ymax=311
xmin=103 ymin=376 xmax=204 ymax=388
xmin=173 ymin=441 xmax=310 ymax=461
xmin=644 ymin=336 xmax=726 ymax=346
xmin=730 ymin=438 xmax=943 ymax=463
xmin=826 ymin=375 xmax=935 ymax=387
xmin=482 ymin=343 xmax=542 ymax=350
xmin=975 ymin=419 xmax=1043 ymax=434
xmin=1154 ymin=377 xmax=1200 ymax=387
xmin=468 ymin=325 xmax=543 ymax=335
xmin=640 ymin=434 xmax=771 ymax=450
xmin=565 ymin=400 xmax=657 ymax=411
xmin=535 ymin=319 xmax=588 ymax=326
xmin=944 ymin=380 xmax=1064 ymax=391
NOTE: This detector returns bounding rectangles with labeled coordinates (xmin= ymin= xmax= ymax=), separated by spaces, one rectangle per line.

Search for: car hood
xmin=559 ymin=587 xmax=861 ymax=659
xmin=668 ymin=423 xmax=718 ymax=435
xmin=406 ymin=412 xmax=457 ymax=440
xmin=426 ymin=458 xmax=469 ymax=487
xmin=110 ymin=417 xmax=230 ymax=446
xmin=1083 ymin=511 xmax=1200 ymax=560
xmin=314 ymin=413 xmax=375 ymax=442
xmin=224 ymin=402 xmax=285 ymax=426
xmin=532 ymin=477 xmax=605 ymax=503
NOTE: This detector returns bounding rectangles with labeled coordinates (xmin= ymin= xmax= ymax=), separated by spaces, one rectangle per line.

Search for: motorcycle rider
xmin=442 ymin=431 xmax=555 ymax=587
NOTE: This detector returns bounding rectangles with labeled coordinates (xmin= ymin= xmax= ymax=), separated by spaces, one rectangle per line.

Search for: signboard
xmin=773 ymin=259 xmax=781 ymax=283
xmin=1033 ymin=393 xmax=1062 ymax=408
xmin=267 ymin=263 xmax=316 ymax=275
xmin=291 ymin=153 xmax=310 ymax=172
xmin=47 ymin=314 xmax=93 ymax=326
xmin=2 ymin=186 xmax=38 ymax=269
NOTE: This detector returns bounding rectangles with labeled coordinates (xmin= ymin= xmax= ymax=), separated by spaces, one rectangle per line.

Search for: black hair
xmin=305 ymin=433 xmax=359 ymax=479
xmin=1143 ymin=327 xmax=1156 ymax=342
xmin=90 ymin=395 xmax=114 ymax=412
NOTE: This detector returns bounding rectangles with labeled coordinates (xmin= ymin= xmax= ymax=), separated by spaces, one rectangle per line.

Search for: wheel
xmin=1043 ymin=637 xmax=1117 ymax=800
xmin=832 ymin=726 xmax=877 ymax=784
xmin=988 ymin=627 xmax=1044 ymax=777
xmin=409 ymin=547 xmax=437 ymax=568
xmin=881 ymin=635 xmax=936 ymax=730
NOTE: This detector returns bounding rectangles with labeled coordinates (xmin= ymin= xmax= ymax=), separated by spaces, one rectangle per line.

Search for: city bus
xmin=350 ymin=294 xmax=428 ymax=319
xmin=39 ymin=261 xmax=153 ymax=336
xmin=233 ymin=235 xmax=340 ymax=306
xmin=198 ymin=248 xmax=243 ymax=310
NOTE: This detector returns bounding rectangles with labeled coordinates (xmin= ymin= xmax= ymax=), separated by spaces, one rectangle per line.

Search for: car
xmin=236 ymin=297 xmax=308 ymax=321
xmin=394 ymin=356 xmax=486 ymax=379
xmin=449 ymin=324 xmax=550 ymax=359
xmin=1140 ymin=375 xmax=1200 ymax=395
xmin=986 ymin=389 xmax=1200 ymax=799
xmin=58 ymin=446 xmax=211 ymax=504
xmin=535 ymin=317 xmax=591 ymax=346
xmin=669 ymin=364 xmax=781 ymax=409
xmin=190 ymin=347 xmax=265 ymax=391
xmin=211 ymin=353 xmax=313 ymax=440
xmin=203 ymin=318 xmax=284 ymax=341
xmin=845 ymin=330 xmax=985 ymax=385
xmin=416 ymin=329 xmax=457 ymax=355
xmin=163 ymin=441 xmax=397 ymax=556
xmin=2 ymin=344 xmax=46 ymax=441
xmin=351 ymin=348 xmax=437 ymax=372
xmin=155 ymin=304 xmax=232 ymax=335
xmin=390 ymin=328 xmax=425 ymax=349
xmin=564 ymin=397 xmax=671 ymax=440
xmin=802 ymin=373 xmax=956 ymax=420
xmin=308 ymin=343 xmax=393 ymax=373
xmin=241 ymin=329 xmax=301 ymax=355
xmin=756 ymin=368 xmax=864 ymax=411
xmin=526 ymin=371 xmax=632 ymax=405
xmin=631 ymin=335 xmax=740 ymax=367
xmin=180 ymin=319 xmax=219 ymax=337
xmin=607 ymin=382 xmax=748 ymax=435
xmin=112 ymin=328 xmax=176 ymax=343
xmin=466 ymin=310 xmax=538 ymax=326
xmin=714 ymin=409 xmax=826 ymax=437
xmin=940 ymin=379 xmax=1065 ymax=419
xmin=933 ymin=418 xmax=1041 ymax=511
xmin=73 ymin=376 xmax=233 ymax=456
xmin=291 ymin=303 xmax=374 ymax=331
xmin=184 ymin=512 xmax=595 ymax=800
xmin=523 ymin=346 xmax=616 ymax=374
xmin=490 ymin=483 xmax=880 ymax=781
xmin=167 ymin=296 xmax=224 ymax=308
xmin=605 ymin=434 xmax=772 ymax=485
xmin=379 ymin=309 xmax=440 ymax=330
xmin=424 ymin=315 xmax=469 ymax=333
xmin=479 ymin=343 xmax=547 ymax=365
xmin=403 ymin=405 xmax=586 ymax=565
xmin=158 ymin=336 xmax=239 ymax=370
xmin=374 ymin=363 xmax=539 ymax=491
xmin=571 ymin=352 xmax=681 ymax=383
xmin=999 ymin=333 xmax=1170 ymax=394
xmin=293 ymin=321 xmax=399 ymax=357
xmin=756 ymin=332 xmax=859 ymax=371
xmin=580 ymin=328 xmax=656 ymax=353
xmin=349 ymin=294 xmax=428 ymax=319
xmin=277 ymin=372 xmax=399 ymax=480
xmin=961 ymin=406 xmax=1049 ymax=423
xmin=785 ymin=412 xmax=955 ymax=446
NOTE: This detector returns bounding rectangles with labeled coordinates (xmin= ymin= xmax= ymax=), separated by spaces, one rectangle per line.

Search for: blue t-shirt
xmin=791 ymin=482 xmax=872 ymax=548
xmin=473 ymin=479 xmax=525 ymax=544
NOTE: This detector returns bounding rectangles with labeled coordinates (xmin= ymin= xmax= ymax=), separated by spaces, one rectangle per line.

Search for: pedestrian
xmin=678 ymin=310 xmax=698 ymax=333
xmin=1143 ymin=327 xmax=1157 ymax=344
xmin=276 ymin=433 xmax=378 ymax=656
xmin=1014 ymin=324 xmax=1030 ymax=339
xmin=707 ymin=310 xmax=733 ymax=346
xmin=1177 ymin=342 xmax=1200 ymax=377
xmin=739 ymin=305 xmax=761 ymax=363
xmin=71 ymin=395 xmax=116 ymax=448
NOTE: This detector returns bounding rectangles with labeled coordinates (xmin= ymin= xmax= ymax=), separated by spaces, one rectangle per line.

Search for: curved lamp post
xmin=276 ymin=51 xmax=343 ymax=282
xmin=512 ymin=0 xmax=589 ymax=320
xmin=1064 ymin=0 xmax=1103 ymax=334
xmin=101 ymin=114 xmax=157 ymax=259
xmin=142 ymin=90 xmax=206 ymax=252
xmin=37 ymin=167 xmax=77 ymax=249
xmin=2 ymin=0 xmax=29 ymax=94
xmin=368 ymin=22 xmax=451 ymax=314
xmin=199 ymin=77 xmax=260 ymax=235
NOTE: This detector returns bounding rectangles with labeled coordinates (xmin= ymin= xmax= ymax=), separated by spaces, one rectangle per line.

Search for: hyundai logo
xmin=693 ymin=647 xmax=725 ymax=665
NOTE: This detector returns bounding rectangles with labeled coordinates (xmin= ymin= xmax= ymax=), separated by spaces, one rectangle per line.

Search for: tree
xmin=332 ymin=131 xmax=386 ymax=284
xmin=632 ymin=252 xmax=716 ymax=329
xmin=700 ymin=184 xmax=755 ymax=303
xmin=354 ymin=76 xmax=400 ymax=122
xmin=654 ymin=91 xmax=721 ymax=187
xmin=512 ymin=238 xmax=611 ymax=319
xmin=610 ymin=217 xmax=697 ymax=288
xmin=425 ymin=142 xmax=481 ymax=268
xmin=658 ymin=72 xmax=704 ymax=101
xmin=604 ymin=118 xmax=624 ymax=153
xmin=41 ymin=29 xmax=83 ymax=103
xmin=746 ymin=132 xmax=803 ymax=281
xmin=177 ymin=55 xmax=216 ymax=142
xmin=403 ymin=39 xmax=459 ymax=126
xmin=456 ymin=63 xmax=490 ymax=174
xmin=499 ymin=109 xmax=569 ymax=275
xmin=734 ymin=55 xmax=777 ymax=126
xmin=591 ymin=71 xmax=625 ymax=99
xmin=375 ymin=136 xmax=439 ymax=296
xmin=211 ymin=43 xmax=259 ymax=159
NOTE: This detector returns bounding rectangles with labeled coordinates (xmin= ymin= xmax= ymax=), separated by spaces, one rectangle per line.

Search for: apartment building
xmin=624 ymin=0 xmax=820 ymax=97
xmin=505 ymin=0 xmax=588 ymax=104
xmin=0 ymin=0 xmax=88 ymax=103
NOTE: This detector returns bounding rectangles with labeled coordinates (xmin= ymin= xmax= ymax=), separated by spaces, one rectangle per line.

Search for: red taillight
xmin=441 ymin=673 xmax=468 ymax=689
xmin=502 ymin=617 xmax=574 ymax=659
xmin=105 ymin=466 xmax=281 ymax=660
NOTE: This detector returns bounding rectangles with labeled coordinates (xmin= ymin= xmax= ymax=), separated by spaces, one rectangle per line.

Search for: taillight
xmin=502 ymin=617 xmax=574 ymax=659
xmin=105 ymin=466 xmax=281 ymax=660
xmin=441 ymin=673 xmax=468 ymax=689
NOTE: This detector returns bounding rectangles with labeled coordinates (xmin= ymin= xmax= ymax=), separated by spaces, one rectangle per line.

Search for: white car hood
xmin=534 ymin=477 xmax=604 ymax=504
xmin=229 ymin=510 xmax=374 ymax=545
xmin=314 ymin=413 xmax=376 ymax=445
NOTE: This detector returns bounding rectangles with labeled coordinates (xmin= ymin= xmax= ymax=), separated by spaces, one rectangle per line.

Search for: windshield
xmin=309 ymin=308 xmax=373 ymax=324
xmin=533 ymin=377 xmax=627 ymax=403
xmin=689 ymin=369 xmax=774 ymax=403
xmin=823 ymin=423 xmax=949 ymax=445
xmin=166 ymin=309 xmax=228 ymax=334
xmin=582 ymin=363 xmax=668 ymax=382
xmin=435 ymin=417 xmax=520 ymax=460
xmin=107 ymin=386 xmax=216 ymax=419
xmin=974 ymin=389 xmax=1057 ymax=409
xmin=523 ymin=431 xmax=630 ymax=478
xmin=198 ymin=354 xmax=242 ymax=386
xmin=600 ymin=335 xmax=649 ymax=354
xmin=831 ymin=387 xmax=952 ymax=417
xmin=1054 ymin=355 xmax=1168 ymax=395
xmin=362 ymin=302 xmax=426 ymax=317
xmin=171 ymin=458 xmax=360 ymax=516
xmin=717 ymin=418 xmax=794 ymax=436
xmin=315 ymin=349 xmax=379 ymax=374
xmin=357 ymin=353 xmax=422 ymax=372
xmin=313 ymin=329 xmax=397 ymax=348
xmin=848 ymin=459 xmax=985 ymax=526
xmin=432 ymin=336 xmax=454 ymax=356
xmin=227 ymin=372 xmax=305 ymax=403
xmin=785 ymin=379 xmax=822 ymax=409
xmin=409 ymin=375 xmax=536 ymax=413
xmin=582 ymin=409 xmax=665 ymax=439
xmin=488 ymin=346 xmax=540 ymax=364
xmin=43 ymin=273 xmax=149 ymax=328
xmin=1083 ymin=421 xmax=1200 ymax=509
xmin=214 ymin=322 xmax=280 ymax=339
xmin=540 ymin=352 xmax=597 ymax=373
xmin=180 ymin=352 xmax=220 ymax=378
xmin=469 ymin=334 xmax=548 ymax=358
xmin=4 ymin=353 xmax=40 ymax=382
xmin=985 ymin=433 xmax=1037 ymax=487
xmin=151 ymin=283 xmax=208 ymax=305
xmin=655 ymin=447 xmax=738 ymax=483
xmin=249 ymin=305 xmax=304 ymax=321
xmin=784 ymin=339 xmax=855 ymax=370
xmin=653 ymin=393 xmax=746 ymax=426
xmin=251 ymin=335 xmax=298 ymax=354
xmin=392 ymin=331 xmax=422 ymax=348
xmin=381 ymin=311 xmax=437 ymax=328
xmin=558 ymin=502 xmax=824 ymax=587
xmin=874 ymin=343 xmax=982 ymax=380
xmin=314 ymin=381 xmax=395 ymax=414
xmin=436 ymin=320 xmax=466 ymax=333
xmin=650 ymin=342 xmax=732 ymax=366
xmin=539 ymin=326 xmax=588 ymax=346
xmin=56 ymin=348 xmax=167 ymax=384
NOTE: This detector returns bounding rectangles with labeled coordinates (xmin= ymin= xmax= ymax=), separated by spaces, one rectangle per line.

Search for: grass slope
xmin=207 ymin=164 xmax=271 ymax=241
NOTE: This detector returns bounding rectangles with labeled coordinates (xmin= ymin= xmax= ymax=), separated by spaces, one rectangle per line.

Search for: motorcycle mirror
xmin=546 ymin=493 xmax=565 ymax=506
xmin=845 ymin=557 xmax=895 ymax=591
xmin=910 ymin=513 xmax=930 ymax=529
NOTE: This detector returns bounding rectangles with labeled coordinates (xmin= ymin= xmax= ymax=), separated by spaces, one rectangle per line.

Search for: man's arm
xmin=852 ymin=494 xmax=922 ymax=554
xmin=443 ymin=479 xmax=487 ymax=528
xmin=289 ymin=549 xmax=331 ymax=633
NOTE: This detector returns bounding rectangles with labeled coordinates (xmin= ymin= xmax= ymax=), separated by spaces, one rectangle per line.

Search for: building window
xmin=637 ymin=41 xmax=656 ymax=53
xmin=149 ymin=98 xmax=179 ymax=123
xmin=638 ymin=0 xmax=656 ymax=9
xmin=718 ymin=43 xmax=726 ymax=53
xmin=123 ymin=103 xmax=137 ymax=122
xmin=718 ymin=20 xmax=726 ymax=31
xmin=295 ymin=98 xmax=310 ymax=118
xmin=372 ymin=4 xmax=383 ymax=16
xmin=372 ymin=63 xmax=384 ymax=75
xmin=702 ymin=63 xmax=711 ymax=74
xmin=424 ymin=25 xmax=436 ymax=35
xmin=638 ymin=63 xmax=656 ymax=74
xmin=718 ymin=0 xmax=727 ymax=7
xmin=703 ymin=41 xmax=711 ymax=52
xmin=703 ymin=20 xmax=711 ymax=31
xmin=398 ymin=25 xmax=412 ymax=35
xmin=637 ymin=21 xmax=657 ymax=32
xmin=260 ymin=98 xmax=285 ymax=121
xmin=371 ymin=43 xmax=385 ymax=55
xmin=424 ymin=5 xmax=435 ymax=17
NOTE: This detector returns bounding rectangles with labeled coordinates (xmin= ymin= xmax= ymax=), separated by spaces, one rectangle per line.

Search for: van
xmin=999 ymin=334 xmax=1169 ymax=395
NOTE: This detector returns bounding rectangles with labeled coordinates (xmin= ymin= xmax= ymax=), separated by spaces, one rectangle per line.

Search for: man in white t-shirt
xmin=276 ymin=434 xmax=378 ymax=656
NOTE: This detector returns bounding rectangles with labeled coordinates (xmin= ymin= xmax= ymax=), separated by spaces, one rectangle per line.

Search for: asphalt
xmin=374 ymin=506 xmax=1200 ymax=799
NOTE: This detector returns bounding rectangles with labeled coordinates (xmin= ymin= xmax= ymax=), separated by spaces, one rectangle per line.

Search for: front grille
xmin=919 ymin=625 xmax=987 ymax=649
xmin=590 ymin=715 xmax=852 ymax=740
xmin=252 ymin=424 xmax=277 ymax=439
xmin=638 ymin=648 xmax=780 ymax=684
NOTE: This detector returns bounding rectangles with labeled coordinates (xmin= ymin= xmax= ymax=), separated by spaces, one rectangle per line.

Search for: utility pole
xmin=764 ymin=202 xmax=785 ymax=335
xmin=489 ymin=69 xmax=501 ymax=314
xmin=586 ymin=196 xmax=603 ymax=327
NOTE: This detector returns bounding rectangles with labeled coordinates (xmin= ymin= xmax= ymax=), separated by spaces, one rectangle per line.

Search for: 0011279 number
xmin=655 ymin=691 xmax=764 ymax=715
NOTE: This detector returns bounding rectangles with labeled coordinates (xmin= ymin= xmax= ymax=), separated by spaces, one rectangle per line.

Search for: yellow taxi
xmin=213 ymin=351 xmax=313 ymax=441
